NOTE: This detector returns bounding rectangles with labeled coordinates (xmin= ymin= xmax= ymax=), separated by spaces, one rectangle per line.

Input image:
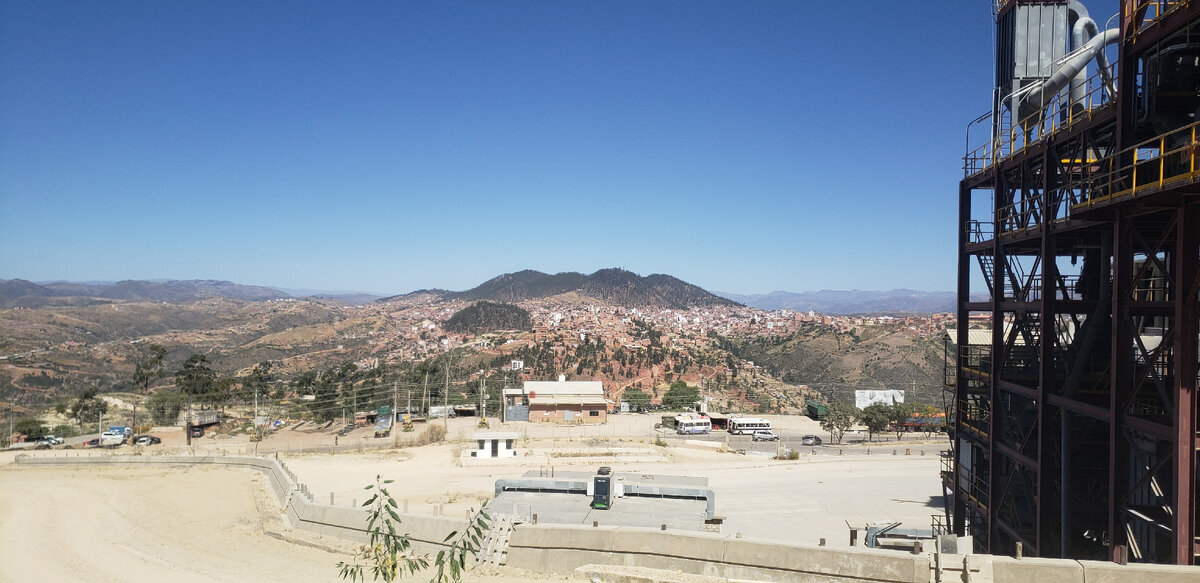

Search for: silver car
xmin=752 ymin=430 xmax=780 ymax=441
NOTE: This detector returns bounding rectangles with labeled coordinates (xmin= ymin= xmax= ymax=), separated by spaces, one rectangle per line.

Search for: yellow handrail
xmin=1071 ymin=117 xmax=1200 ymax=210
xmin=963 ymin=63 xmax=1117 ymax=177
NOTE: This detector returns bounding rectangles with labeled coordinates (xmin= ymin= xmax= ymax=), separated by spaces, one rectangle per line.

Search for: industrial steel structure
xmin=951 ymin=0 xmax=1199 ymax=565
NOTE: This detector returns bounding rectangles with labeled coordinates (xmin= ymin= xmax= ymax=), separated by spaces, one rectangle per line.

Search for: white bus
xmin=675 ymin=417 xmax=712 ymax=435
xmin=729 ymin=417 xmax=771 ymax=435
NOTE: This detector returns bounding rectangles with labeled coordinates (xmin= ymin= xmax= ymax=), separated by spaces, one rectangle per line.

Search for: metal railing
xmin=964 ymin=64 xmax=1116 ymax=177
xmin=996 ymin=194 xmax=1044 ymax=237
xmin=959 ymin=345 xmax=993 ymax=378
xmin=957 ymin=396 xmax=991 ymax=439
xmin=1130 ymin=0 xmax=1187 ymax=37
xmin=966 ymin=219 xmax=994 ymax=244
xmin=1071 ymin=120 xmax=1200 ymax=209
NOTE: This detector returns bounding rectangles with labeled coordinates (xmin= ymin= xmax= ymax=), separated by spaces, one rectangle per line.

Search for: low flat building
xmin=511 ymin=375 xmax=607 ymax=423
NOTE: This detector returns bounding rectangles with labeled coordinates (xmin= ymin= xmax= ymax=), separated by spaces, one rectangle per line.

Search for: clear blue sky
xmin=2 ymin=1 xmax=1023 ymax=295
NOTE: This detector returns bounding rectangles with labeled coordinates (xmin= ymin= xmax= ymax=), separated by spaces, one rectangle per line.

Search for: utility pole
xmin=444 ymin=357 xmax=451 ymax=431
xmin=392 ymin=380 xmax=399 ymax=447
xmin=422 ymin=372 xmax=429 ymax=418
xmin=406 ymin=387 xmax=412 ymax=421
xmin=186 ymin=398 xmax=192 ymax=446
xmin=254 ymin=384 xmax=260 ymax=441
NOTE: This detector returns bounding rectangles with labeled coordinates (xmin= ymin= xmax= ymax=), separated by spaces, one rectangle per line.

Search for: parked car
xmin=84 ymin=438 xmax=101 ymax=447
xmin=133 ymin=435 xmax=161 ymax=446
xmin=30 ymin=435 xmax=62 ymax=445
xmin=100 ymin=430 xmax=125 ymax=446
xmin=751 ymin=430 xmax=780 ymax=442
xmin=801 ymin=435 xmax=823 ymax=446
xmin=190 ymin=426 xmax=204 ymax=438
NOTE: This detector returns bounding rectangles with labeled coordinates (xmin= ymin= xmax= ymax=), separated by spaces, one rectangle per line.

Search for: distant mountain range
xmin=1 ymin=273 xmax=960 ymax=313
xmin=0 ymin=279 xmax=289 ymax=308
xmin=716 ymin=289 xmax=956 ymax=314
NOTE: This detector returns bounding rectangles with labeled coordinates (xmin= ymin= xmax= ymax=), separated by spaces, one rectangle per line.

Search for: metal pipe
xmin=1019 ymin=28 xmax=1120 ymax=127
xmin=1071 ymin=16 xmax=1116 ymax=102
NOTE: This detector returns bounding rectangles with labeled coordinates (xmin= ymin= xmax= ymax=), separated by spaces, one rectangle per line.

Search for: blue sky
xmin=2 ymin=1 xmax=1032 ymax=295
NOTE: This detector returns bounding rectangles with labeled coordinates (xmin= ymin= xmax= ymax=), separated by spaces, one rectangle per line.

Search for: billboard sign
xmin=855 ymin=389 xmax=905 ymax=409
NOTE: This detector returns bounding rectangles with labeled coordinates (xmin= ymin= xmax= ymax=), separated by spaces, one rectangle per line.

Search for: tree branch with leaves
xmin=337 ymin=475 xmax=490 ymax=583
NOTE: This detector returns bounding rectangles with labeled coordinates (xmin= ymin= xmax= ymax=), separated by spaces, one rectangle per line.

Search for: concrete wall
xmin=990 ymin=556 xmax=1200 ymax=583
xmin=506 ymin=523 xmax=930 ymax=583
xmin=506 ymin=523 xmax=1200 ymax=583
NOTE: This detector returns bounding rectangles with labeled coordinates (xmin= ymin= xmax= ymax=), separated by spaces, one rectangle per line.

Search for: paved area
xmin=489 ymin=491 xmax=710 ymax=531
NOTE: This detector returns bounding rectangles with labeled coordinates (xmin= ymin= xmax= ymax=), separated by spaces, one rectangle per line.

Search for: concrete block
xmin=992 ymin=556 xmax=1082 ymax=583
xmin=1077 ymin=560 xmax=1200 ymax=583
xmin=394 ymin=513 xmax=466 ymax=548
xmin=507 ymin=547 xmax=615 ymax=574
xmin=574 ymin=564 xmax=730 ymax=583
xmin=609 ymin=527 xmax=725 ymax=563
xmin=722 ymin=537 xmax=927 ymax=583
xmin=509 ymin=524 xmax=616 ymax=551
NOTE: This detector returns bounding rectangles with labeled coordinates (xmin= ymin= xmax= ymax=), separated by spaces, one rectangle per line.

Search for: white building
xmin=471 ymin=432 xmax=519 ymax=458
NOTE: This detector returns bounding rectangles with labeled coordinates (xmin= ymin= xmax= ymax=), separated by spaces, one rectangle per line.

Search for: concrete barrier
xmin=506 ymin=524 xmax=930 ymax=583
xmin=991 ymin=556 xmax=1200 ymax=583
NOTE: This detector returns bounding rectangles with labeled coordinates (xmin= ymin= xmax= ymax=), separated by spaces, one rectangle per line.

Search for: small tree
xmin=661 ymin=380 xmax=700 ymax=410
xmin=148 ymin=390 xmax=184 ymax=425
xmin=15 ymin=418 xmax=45 ymax=437
xmin=820 ymin=401 xmax=858 ymax=444
xmin=888 ymin=401 xmax=916 ymax=441
xmin=337 ymin=475 xmax=489 ymax=583
xmin=133 ymin=344 xmax=167 ymax=392
xmin=621 ymin=388 xmax=651 ymax=412
xmin=859 ymin=403 xmax=891 ymax=442
xmin=240 ymin=361 xmax=274 ymax=402
xmin=69 ymin=388 xmax=108 ymax=427
xmin=175 ymin=354 xmax=216 ymax=405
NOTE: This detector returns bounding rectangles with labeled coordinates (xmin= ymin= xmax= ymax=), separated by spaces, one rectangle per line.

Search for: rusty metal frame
xmin=954 ymin=0 xmax=1200 ymax=565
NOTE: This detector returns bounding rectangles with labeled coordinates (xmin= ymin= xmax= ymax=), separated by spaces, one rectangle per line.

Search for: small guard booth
xmin=471 ymin=432 xmax=519 ymax=458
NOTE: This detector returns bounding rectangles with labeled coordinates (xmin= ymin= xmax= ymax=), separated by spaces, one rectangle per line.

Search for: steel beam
xmin=1172 ymin=203 xmax=1198 ymax=563
xmin=1110 ymin=211 xmax=1133 ymax=562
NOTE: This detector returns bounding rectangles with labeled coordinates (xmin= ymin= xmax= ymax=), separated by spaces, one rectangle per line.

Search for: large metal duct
xmin=1017 ymin=27 xmax=1120 ymax=128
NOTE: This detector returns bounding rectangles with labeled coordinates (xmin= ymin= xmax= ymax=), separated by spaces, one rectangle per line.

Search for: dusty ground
xmin=0 ymin=414 xmax=948 ymax=581
xmin=0 ymin=464 xmax=581 ymax=583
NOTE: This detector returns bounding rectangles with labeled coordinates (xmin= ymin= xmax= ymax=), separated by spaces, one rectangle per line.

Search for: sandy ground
xmin=0 ymin=465 xmax=354 ymax=583
xmin=0 ymin=464 xmax=579 ymax=582
xmin=0 ymin=414 xmax=949 ymax=581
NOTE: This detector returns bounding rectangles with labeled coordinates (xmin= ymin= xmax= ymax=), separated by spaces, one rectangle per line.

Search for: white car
xmin=100 ymin=431 xmax=125 ymax=446
xmin=751 ymin=430 xmax=780 ymax=442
